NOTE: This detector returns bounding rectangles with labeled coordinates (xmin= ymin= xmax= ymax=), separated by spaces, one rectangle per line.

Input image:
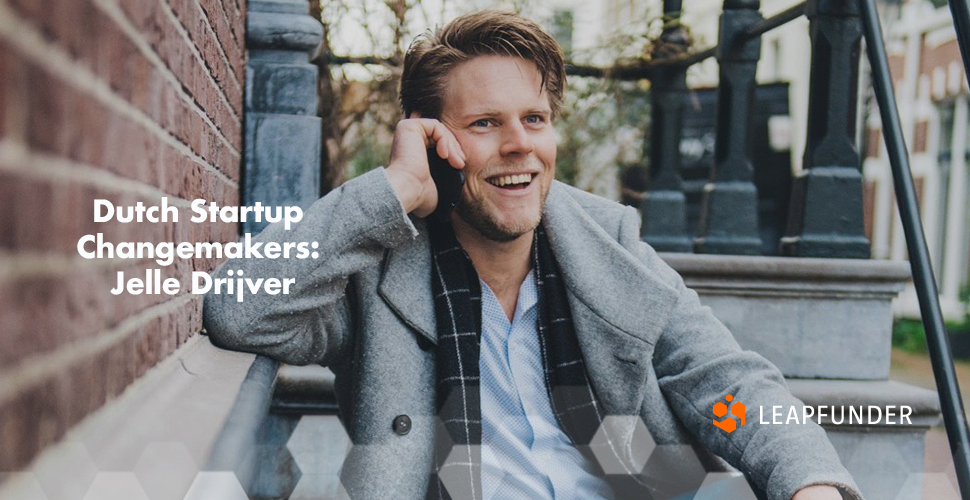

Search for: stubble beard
xmin=455 ymin=186 xmax=547 ymax=243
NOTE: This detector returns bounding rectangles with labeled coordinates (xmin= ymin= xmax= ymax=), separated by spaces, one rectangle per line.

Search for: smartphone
xmin=427 ymin=147 xmax=465 ymax=223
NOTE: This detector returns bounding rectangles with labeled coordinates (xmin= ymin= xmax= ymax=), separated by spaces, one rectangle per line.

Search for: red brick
xmin=0 ymin=172 xmax=55 ymax=252
xmin=0 ymin=252 xmax=212 ymax=368
xmin=865 ymin=128 xmax=881 ymax=159
xmin=0 ymin=0 xmax=245 ymax=472
xmin=864 ymin=180 xmax=875 ymax=242
xmin=913 ymin=120 xmax=929 ymax=154
xmin=0 ymin=379 xmax=50 ymax=470
xmin=9 ymin=0 xmax=243 ymax=162
xmin=197 ymin=0 xmax=246 ymax=85
xmin=920 ymin=38 xmax=961 ymax=82
xmin=118 ymin=0 xmax=243 ymax=123
xmin=0 ymin=40 xmax=32 ymax=144
xmin=0 ymin=300 xmax=200 ymax=471
xmin=0 ymin=262 xmax=166 ymax=368
xmin=19 ymin=56 xmax=241 ymax=184
xmin=889 ymin=54 xmax=905 ymax=86
xmin=0 ymin=45 xmax=7 ymax=139
xmin=0 ymin=171 xmax=235 ymax=365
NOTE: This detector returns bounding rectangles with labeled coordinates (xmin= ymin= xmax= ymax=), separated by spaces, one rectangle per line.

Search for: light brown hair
xmin=399 ymin=10 xmax=567 ymax=120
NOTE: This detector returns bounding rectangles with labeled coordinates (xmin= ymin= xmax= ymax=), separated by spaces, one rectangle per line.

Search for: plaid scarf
xmin=425 ymin=219 xmax=612 ymax=500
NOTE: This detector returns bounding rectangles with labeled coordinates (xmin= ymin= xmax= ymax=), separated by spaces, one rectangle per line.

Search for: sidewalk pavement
xmin=889 ymin=348 xmax=966 ymax=499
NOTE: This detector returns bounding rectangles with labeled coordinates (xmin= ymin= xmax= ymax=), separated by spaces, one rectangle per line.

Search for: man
xmin=204 ymin=10 xmax=863 ymax=500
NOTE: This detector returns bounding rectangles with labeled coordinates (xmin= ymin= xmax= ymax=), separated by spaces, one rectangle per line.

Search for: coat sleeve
xmin=202 ymin=167 xmax=418 ymax=366
xmin=616 ymin=206 xmax=865 ymax=500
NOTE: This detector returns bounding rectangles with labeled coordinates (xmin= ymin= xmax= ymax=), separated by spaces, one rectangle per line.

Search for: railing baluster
xmin=641 ymin=0 xmax=693 ymax=252
xmin=695 ymin=0 xmax=763 ymax=255
xmin=780 ymin=0 xmax=870 ymax=258
xmin=859 ymin=0 xmax=970 ymax=496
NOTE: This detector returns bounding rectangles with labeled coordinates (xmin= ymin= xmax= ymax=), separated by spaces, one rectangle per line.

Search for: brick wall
xmin=0 ymin=0 xmax=243 ymax=471
xmin=920 ymin=37 xmax=960 ymax=85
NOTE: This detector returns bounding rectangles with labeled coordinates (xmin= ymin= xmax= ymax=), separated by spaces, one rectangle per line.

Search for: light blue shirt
xmin=479 ymin=270 xmax=614 ymax=500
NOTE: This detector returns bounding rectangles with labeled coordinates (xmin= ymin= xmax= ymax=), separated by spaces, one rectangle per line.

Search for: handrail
xmin=204 ymin=355 xmax=281 ymax=494
xmin=745 ymin=2 xmax=806 ymax=41
xmin=664 ymin=1 xmax=807 ymax=69
xmin=270 ymin=364 xmax=340 ymax=415
xmin=859 ymin=1 xmax=970 ymax=498
xmin=323 ymin=53 xmax=659 ymax=80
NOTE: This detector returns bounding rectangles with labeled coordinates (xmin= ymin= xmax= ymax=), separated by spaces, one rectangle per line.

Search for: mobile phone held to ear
xmin=427 ymin=147 xmax=465 ymax=223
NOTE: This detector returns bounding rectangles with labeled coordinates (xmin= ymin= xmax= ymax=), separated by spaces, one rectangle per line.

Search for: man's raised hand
xmin=385 ymin=115 xmax=466 ymax=218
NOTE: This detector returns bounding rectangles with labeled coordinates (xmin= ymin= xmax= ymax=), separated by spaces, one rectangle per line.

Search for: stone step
xmin=662 ymin=253 xmax=911 ymax=379
xmin=788 ymin=378 xmax=942 ymax=500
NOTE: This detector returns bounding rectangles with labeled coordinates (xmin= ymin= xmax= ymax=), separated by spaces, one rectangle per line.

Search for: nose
xmin=499 ymin=120 xmax=534 ymax=157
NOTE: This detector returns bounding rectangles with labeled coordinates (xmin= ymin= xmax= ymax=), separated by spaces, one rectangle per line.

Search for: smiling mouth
xmin=485 ymin=173 xmax=538 ymax=190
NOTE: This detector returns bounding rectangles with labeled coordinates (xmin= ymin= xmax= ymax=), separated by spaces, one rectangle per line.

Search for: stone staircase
xmin=661 ymin=253 xmax=943 ymax=500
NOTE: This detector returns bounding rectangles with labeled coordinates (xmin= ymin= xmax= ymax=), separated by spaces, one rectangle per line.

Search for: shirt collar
xmin=480 ymin=269 xmax=538 ymax=324
xmin=516 ymin=269 xmax=538 ymax=316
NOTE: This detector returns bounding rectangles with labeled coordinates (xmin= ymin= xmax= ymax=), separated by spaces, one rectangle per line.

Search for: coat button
xmin=392 ymin=415 xmax=411 ymax=435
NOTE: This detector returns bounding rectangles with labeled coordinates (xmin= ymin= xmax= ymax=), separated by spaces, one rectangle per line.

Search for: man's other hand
xmin=385 ymin=115 xmax=466 ymax=218
xmin=792 ymin=484 xmax=843 ymax=500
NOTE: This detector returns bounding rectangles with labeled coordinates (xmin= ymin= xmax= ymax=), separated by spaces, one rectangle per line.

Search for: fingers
xmin=437 ymin=136 xmax=466 ymax=169
xmin=407 ymin=117 xmax=465 ymax=169
xmin=435 ymin=134 xmax=450 ymax=160
xmin=446 ymin=141 xmax=465 ymax=169
xmin=437 ymin=131 xmax=465 ymax=169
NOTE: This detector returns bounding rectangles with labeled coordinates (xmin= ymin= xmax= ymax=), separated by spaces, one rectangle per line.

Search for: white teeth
xmin=488 ymin=173 xmax=533 ymax=187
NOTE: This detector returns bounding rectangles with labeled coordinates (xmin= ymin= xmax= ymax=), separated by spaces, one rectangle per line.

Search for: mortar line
xmin=0 ymin=0 xmax=239 ymax=189
xmin=0 ymin=140 xmax=237 ymax=205
xmin=93 ymin=0 xmax=242 ymax=153
xmin=0 ymin=293 xmax=201 ymax=406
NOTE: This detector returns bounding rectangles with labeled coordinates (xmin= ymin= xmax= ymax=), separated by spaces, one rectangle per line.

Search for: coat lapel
xmin=378 ymin=217 xmax=437 ymax=345
xmin=379 ymin=181 xmax=680 ymax=422
xmin=541 ymin=182 xmax=679 ymax=448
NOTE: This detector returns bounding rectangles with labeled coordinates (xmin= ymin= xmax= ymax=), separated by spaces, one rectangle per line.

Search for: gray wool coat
xmin=203 ymin=167 xmax=865 ymax=500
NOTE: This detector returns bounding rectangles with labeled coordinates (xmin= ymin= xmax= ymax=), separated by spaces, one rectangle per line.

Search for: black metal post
xmin=948 ymin=0 xmax=970 ymax=85
xmin=779 ymin=0 xmax=871 ymax=258
xmin=860 ymin=1 xmax=970 ymax=497
xmin=641 ymin=0 xmax=692 ymax=252
xmin=695 ymin=0 xmax=763 ymax=255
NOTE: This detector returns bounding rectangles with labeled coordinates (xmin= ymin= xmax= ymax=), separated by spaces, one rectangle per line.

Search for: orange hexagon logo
xmin=712 ymin=394 xmax=745 ymax=433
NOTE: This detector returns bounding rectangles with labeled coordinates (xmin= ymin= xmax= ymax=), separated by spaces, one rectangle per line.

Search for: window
xmin=935 ymin=100 xmax=955 ymax=285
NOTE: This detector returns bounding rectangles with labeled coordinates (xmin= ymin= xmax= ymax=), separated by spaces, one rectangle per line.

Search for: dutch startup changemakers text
xmin=77 ymin=198 xmax=312 ymax=300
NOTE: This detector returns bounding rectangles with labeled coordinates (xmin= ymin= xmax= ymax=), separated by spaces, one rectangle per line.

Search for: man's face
xmin=439 ymin=55 xmax=556 ymax=242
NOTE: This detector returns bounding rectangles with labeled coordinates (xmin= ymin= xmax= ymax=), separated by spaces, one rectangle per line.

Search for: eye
xmin=525 ymin=115 xmax=545 ymax=124
xmin=471 ymin=119 xmax=491 ymax=128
